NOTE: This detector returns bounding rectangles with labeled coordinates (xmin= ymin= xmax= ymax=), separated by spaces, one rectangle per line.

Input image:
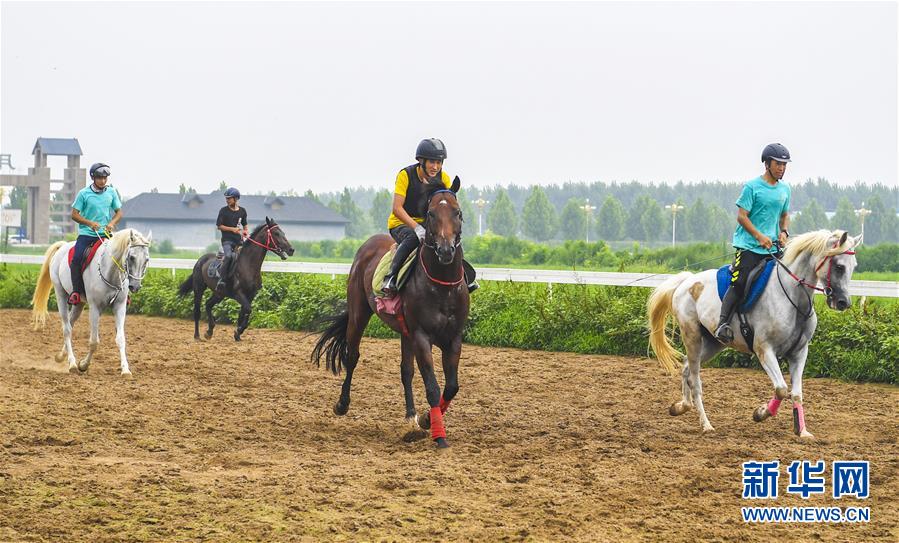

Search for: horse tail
xmin=310 ymin=311 xmax=350 ymax=375
xmin=178 ymin=276 xmax=194 ymax=297
xmin=647 ymin=271 xmax=693 ymax=375
xmin=32 ymin=241 xmax=67 ymax=330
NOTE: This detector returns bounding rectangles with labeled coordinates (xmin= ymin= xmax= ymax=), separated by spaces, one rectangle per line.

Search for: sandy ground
xmin=0 ymin=308 xmax=896 ymax=542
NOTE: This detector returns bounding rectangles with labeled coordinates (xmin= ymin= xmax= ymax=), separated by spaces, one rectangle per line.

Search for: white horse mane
xmin=781 ymin=229 xmax=853 ymax=266
xmin=108 ymin=228 xmax=151 ymax=260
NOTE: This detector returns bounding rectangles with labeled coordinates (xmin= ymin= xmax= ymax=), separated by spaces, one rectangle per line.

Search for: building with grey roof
xmin=120 ymin=190 xmax=349 ymax=249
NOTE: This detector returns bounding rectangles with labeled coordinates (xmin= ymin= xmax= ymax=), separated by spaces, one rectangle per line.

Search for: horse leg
xmin=54 ymin=289 xmax=78 ymax=371
xmin=412 ymin=333 xmax=448 ymax=449
xmin=204 ymin=293 xmax=223 ymax=340
xmin=439 ymin=338 xmax=462 ymax=414
xmin=679 ymin=323 xmax=715 ymax=433
xmin=787 ymin=344 xmax=814 ymax=440
xmin=113 ymin=300 xmax=131 ymax=376
xmin=752 ymin=346 xmax=790 ymax=424
xmin=333 ymin=305 xmax=370 ymax=416
xmin=399 ymin=335 xmax=428 ymax=442
xmin=233 ymin=293 xmax=251 ymax=341
xmin=78 ymin=305 xmax=101 ymax=373
xmin=193 ymin=280 xmax=204 ymax=340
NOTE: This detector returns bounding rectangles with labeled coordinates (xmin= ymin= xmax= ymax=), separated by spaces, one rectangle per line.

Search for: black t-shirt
xmin=216 ymin=206 xmax=248 ymax=244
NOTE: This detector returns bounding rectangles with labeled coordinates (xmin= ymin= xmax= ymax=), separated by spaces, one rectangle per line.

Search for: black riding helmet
xmin=761 ymin=143 xmax=791 ymax=164
xmin=89 ymin=163 xmax=111 ymax=178
xmin=416 ymin=138 xmax=447 ymax=161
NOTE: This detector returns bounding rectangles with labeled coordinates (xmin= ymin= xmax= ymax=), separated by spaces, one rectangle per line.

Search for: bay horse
xmin=178 ymin=217 xmax=294 ymax=341
xmin=31 ymin=228 xmax=152 ymax=376
xmin=647 ymin=229 xmax=862 ymax=439
xmin=312 ymin=178 xmax=469 ymax=449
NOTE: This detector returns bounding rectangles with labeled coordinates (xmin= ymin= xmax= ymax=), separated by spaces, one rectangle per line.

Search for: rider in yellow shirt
xmin=381 ymin=138 xmax=477 ymax=294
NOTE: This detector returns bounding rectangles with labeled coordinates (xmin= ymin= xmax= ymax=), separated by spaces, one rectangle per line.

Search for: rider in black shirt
xmin=215 ymin=187 xmax=248 ymax=291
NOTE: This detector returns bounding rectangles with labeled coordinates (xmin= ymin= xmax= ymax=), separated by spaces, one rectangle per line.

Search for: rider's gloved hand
xmin=414 ymin=224 xmax=426 ymax=241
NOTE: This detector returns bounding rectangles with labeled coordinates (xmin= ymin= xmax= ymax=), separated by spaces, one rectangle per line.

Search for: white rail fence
xmin=2 ymin=253 xmax=896 ymax=298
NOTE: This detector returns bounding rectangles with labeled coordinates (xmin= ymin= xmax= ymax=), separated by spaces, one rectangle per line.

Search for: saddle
xmin=716 ymin=258 xmax=776 ymax=349
xmin=67 ymin=239 xmax=103 ymax=272
xmin=207 ymin=247 xmax=241 ymax=280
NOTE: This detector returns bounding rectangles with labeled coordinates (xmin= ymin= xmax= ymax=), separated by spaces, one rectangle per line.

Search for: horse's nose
xmin=288 ymin=247 xmax=295 ymax=256
xmin=836 ymin=298 xmax=849 ymax=311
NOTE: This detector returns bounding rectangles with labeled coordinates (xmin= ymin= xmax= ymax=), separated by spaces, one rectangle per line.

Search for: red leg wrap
xmin=429 ymin=406 xmax=446 ymax=440
xmin=439 ymin=396 xmax=451 ymax=414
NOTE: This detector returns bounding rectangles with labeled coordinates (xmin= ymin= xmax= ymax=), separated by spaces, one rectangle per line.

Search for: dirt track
xmin=0 ymin=309 xmax=896 ymax=542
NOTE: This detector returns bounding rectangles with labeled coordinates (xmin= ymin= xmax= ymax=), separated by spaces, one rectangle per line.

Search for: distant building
xmin=120 ymin=190 xmax=349 ymax=249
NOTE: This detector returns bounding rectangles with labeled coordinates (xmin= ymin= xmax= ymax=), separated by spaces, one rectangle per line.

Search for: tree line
xmin=314 ymin=178 xmax=899 ymax=245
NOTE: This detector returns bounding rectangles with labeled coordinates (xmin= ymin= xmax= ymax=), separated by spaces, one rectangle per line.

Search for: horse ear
xmin=450 ymin=176 xmax=461 ymax=193
xmin=266 ymin=216 xmax=272 ymax=225
xmin=147 ymin=229 xmax=153 ymax=242
xmin=852 ymin=233 xmax=863 ymax=248
xmin=838 ymin=231 xmax=848 ymax=248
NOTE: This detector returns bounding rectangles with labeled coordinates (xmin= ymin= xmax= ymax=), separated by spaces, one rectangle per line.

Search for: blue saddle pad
xmin=717 ymin=259 xmax=776 ymax=312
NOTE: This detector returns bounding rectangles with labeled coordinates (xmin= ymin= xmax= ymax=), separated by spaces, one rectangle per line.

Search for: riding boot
xmin=69 ymin=266 xmax=85 ymax=305
xmin=714 ymin=287 xmax=740 ymax=342
xmin=381 ymin=242 xmax=416 ymax=296
xmin=216 ymin=256 xmax=230 ymax=292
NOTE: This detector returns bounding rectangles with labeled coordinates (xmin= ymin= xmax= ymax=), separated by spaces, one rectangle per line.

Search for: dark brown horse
xmin=312 ymin=179 xmax=469 ymax=449
xmin=178 ymin=217 xmax=294 ymax=341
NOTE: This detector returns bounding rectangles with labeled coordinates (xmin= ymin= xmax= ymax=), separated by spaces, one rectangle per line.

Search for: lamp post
xmin=580 ymin=198 xmax=596 ymax=243
xmin=665 ymin=203 xmax=685 ymax=247
xmin=855 ymin=203 xmax=871 ymax=239
xmin=472 ymin=194 xmax=490 ymax=236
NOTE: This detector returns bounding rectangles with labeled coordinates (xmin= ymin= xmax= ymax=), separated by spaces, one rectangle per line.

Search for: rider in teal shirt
xmin=68 ymin=163 xmax=123 ymax=305
xmin=715 ymin=143 xmax=792 ymax=342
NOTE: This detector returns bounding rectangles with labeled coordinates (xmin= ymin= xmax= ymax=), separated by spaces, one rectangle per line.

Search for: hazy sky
xmin=2 ymin=1 xmax=896 ymax=198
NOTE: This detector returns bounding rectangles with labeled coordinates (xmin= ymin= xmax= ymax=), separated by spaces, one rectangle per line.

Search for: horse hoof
xmin=701 ymin=425 xmax=716 ymax=434
xmin=435 ymin=437 xmax=450 ymax=449
xmin=402 ymin=429 xmax=429 ymax=443
xmin=798 ymin=429 xmax=816 ymax=441
xmin=417 ymin=412 xmax=431 ymax=430
xmin=333 ymin=402 xmax=349 ymax=416
xmin=68 ymin=365 xmax=80 ymax=374
xmin=669 ymin=401 xmax=690 ymax=416
xmin=204 ymin=332 xmax=213 ymax=340
xmin=753 ymin=405 xmax=771 ymax=422
xmin=234 ymin=333 xmax=241 ymax=342
xmin=55 ymin=352 xmax=66 ymax=363
xmin=121 ymin=371 xmax=133 ymax=379
xmin=77 ymin=361 xmax=90 ymax=373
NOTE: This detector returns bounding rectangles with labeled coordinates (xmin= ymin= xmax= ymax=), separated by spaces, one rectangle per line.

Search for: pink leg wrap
xmin=439 ymin=396 xmax=451 ymax=414
xmin=767 ymin=397 xmax=782 ymax=416
xmin=794 ymin=403 xmax=806 ymax=433
xmin=429 ymin=406 xmax=446 ymax=440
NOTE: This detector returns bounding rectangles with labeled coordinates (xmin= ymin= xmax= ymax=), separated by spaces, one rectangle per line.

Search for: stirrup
xmin=467 ymin=280 xmax=479 ymax=293
xmin=714 ymin=323 xmax=734 ymax=342
xmin=381 ymin=275 xmax=398 ymax=296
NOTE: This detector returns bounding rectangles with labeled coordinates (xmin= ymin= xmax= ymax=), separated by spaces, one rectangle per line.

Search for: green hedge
xmin=2 ymin=263 xmax=896 ymax=384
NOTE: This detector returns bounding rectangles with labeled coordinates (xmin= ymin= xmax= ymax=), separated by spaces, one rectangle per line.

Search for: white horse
xmin=647 ymin=229 xmax=861 ymax=439
xmin=31 ymin=229 xmax=151 ymax=376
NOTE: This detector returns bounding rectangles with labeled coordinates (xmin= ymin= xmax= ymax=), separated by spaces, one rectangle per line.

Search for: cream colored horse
xmin=648 ymin=230 xmax=861 ymax=439
xmin=32 ymin=229 xmax=151 ymax=375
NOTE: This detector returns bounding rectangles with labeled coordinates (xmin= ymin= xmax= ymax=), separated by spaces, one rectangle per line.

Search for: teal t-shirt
xmin=72 ymin=185 xmax=122 ymax=237
xmin=732 ymin=176 xmax=791 ymax=254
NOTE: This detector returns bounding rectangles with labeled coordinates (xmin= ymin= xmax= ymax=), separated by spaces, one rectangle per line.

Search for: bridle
xmin=419 ymin=189 xmax=464 ymax=287
xmin=93 ymin=230 xmax=150 ymax=304
xmin=244 ymin=223 xmax=286 ymax=255
xmin=769 ymin=240 xmax=856 ymax=317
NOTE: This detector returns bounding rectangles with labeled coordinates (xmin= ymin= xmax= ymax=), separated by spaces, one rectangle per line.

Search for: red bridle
xmin=418 ymin=245 xmax=465 ymax=287
xmin=814 ymin=246 xmax=856 ymax=296
xmin=244 ymin=224 xmax=285 ymax=254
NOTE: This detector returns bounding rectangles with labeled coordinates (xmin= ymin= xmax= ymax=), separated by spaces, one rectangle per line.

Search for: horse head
xmin=424 ymin=177 xmax=462 ymax=265
xmin=815 ymin=230 xmax=862 ymax=311
xmin=125 ymin=229 xmax=152 ymax=292
xmin=265 ymin=216 xmax=295 ymax=260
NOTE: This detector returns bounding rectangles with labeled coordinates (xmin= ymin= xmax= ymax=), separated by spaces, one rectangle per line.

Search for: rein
xmin=768 ymin=241 xmax=856 ymax=320
xmin=92 ymin=230 xmax=149 ymax=304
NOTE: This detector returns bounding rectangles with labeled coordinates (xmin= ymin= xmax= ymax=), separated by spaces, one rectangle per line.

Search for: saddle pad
xmin=207 ymin=257 xmax=224 ymax=279
xmin=67 ymin=240 xmax=103 ymax=272
xmin=717 ymin=259 xmax=776 ymax=312
xmin=372 ymin=245 xmax=418 ymax=297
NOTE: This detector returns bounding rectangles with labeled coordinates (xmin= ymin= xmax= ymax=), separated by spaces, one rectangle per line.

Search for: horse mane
xmin=248 ymin=221 xmax=269 ymax=239
xmin=782 ymin=229 xmax=852 ymax=265
xmin=108 ymin=229 xmax=150 ymax=260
